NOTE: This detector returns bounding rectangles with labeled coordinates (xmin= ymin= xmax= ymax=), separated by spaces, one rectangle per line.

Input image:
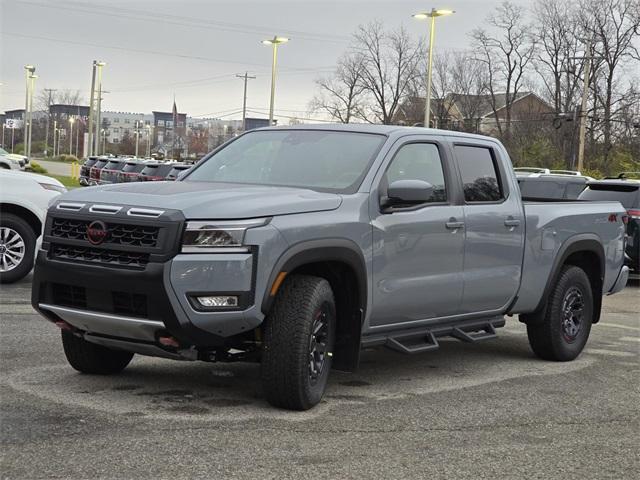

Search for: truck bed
xmin=511 ymin=200 xmax=626 ymax=313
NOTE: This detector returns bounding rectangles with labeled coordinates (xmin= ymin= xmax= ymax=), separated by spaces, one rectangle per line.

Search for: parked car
xmin=579 ymin=178 xmax=640 ymax=274
xmin=0 ymin=170 xmax=65 ymax=283
xmin=99 ymin=158 xmax=127 ymax=185
xmin=138 ymin=162 xmax=175 ymax=181
xmin=0 ymin=147 xmax=28 ymax=170
xmin=33 ymin=125 xmax=628 ymax=410
xmin=89 ymin=157 xmax=110 ymax=185
xmin=165 ymin=164 xmax=191 ymax=181
xmin=518 ymin=174 xmax=589 ymax=200
xmin=514 ymin=167 xmax=550 ymax=176
xmin=117 ymin=160 xmax=147 ymax=183
xmin=79 ymin=156 xmax=100 ymax=186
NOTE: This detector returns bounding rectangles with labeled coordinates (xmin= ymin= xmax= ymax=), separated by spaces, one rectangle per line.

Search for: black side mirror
xmin=386 ymin=180 xmax=434 ymax=206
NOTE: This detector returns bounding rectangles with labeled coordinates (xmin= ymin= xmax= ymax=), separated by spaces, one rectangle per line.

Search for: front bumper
xmin=32 ymin=250 xmax=263 ymax=349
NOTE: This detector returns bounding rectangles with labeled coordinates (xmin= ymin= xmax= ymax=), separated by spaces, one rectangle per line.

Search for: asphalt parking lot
xmin=1 ymin=275 xmax=638 ymax=479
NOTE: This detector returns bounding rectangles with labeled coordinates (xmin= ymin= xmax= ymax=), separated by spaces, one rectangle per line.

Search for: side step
xmin=363 ymin=317 xmax=505 ymax=355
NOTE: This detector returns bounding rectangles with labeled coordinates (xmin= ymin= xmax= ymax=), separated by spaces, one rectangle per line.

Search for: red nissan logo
xmin=86 ymin=220 xmax=108 ymax=245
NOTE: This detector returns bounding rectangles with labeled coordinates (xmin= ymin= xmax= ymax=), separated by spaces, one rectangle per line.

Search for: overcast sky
xmin=2 ymin=0 xmax=539 ymax=121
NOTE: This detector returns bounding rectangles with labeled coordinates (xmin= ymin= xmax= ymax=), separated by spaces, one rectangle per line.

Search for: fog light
xmin=197 ymin=295 xmax=239 ymax=308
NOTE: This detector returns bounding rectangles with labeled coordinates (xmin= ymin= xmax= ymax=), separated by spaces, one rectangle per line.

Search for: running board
xmin=362 ymin=317 xmax=505 ymax=355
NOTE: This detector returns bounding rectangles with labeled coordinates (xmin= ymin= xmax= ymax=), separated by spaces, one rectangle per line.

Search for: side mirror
xmin=386 ymin=179 xmax=434 ymax=206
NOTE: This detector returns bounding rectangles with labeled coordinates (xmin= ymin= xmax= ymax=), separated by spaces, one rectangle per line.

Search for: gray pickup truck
xmin=32 ymin=125 xmax=629 ymax=410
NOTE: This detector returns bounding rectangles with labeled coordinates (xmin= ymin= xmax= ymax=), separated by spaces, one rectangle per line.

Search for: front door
xmin=369 ymin=138 xmax=465 ymax=328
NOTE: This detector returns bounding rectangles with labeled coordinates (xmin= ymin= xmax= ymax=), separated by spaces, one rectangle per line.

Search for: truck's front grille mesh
xmin=50 ymin=244 xmax=149 ymax=268
xmin=50 ymin=218 xmax=159 ymax=248
xmin=51 ymin=283 xmax=149 ymax=318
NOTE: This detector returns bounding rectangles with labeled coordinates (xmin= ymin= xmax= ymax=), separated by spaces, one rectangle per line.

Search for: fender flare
xmin=260 ymin=238 xmax=368 ymax=317
xmin=526 ymin=234 xmax=605 ymax=324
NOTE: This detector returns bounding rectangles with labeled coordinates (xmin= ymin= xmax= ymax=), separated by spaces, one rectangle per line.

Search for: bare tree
xmin=579 ymin=0 xmax=640 ymax=163
xmin=310 ymin=53 xmax=365 ymax=123
xmin=353 ymin=21 xmax=422 ymax=124
xmin=448 ymin=52 xmax=488 ymax=132
xmin=470 ymin=1 xmax=537 ymax=138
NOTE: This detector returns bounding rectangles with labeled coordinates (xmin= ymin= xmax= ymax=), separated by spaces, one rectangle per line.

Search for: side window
xmin=384 ymin=143 xmax=447 ymax=203
xmin=455 ymin=145 xmax=503 ymax=202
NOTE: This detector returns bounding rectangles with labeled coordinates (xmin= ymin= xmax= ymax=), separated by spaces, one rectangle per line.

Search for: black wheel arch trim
xmin=524 ymin=234 xmax=605 ymax=324
xmin=261 ymin=238 xmax=368 ymax=318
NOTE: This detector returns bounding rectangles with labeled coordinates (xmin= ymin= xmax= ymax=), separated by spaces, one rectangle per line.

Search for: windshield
xmin=0 ymin=147 xmax=8 ymax=155
xmin=185 ymin=130 xmax=386 ymax=193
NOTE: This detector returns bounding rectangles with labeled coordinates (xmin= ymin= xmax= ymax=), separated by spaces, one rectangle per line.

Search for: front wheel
xmin=62 ymin=331 xmax=134 ymax=374
xmin=0 ymin=213 xmax=36 ymax=284
xmin=261 ymin=274 xmax=336 ymax=410
xmin=526 ymin=265 xmax=593 ymax=361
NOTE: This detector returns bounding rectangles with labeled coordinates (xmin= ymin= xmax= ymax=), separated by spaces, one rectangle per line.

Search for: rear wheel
xmin=0 ymin=213 xmax=36 ymax=284
xmin=526 ymin=265 xmax=593 ymax=361
xmin=62 ymin=331 xmax=134 ymax=374
xmin=261 ymin=274 xmax=336 ymax=410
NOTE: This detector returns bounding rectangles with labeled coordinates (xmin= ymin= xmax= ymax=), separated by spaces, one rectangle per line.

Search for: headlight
xmin=39 ymin=182 xmax=67 ymax=194
xmin=181 ymin=218 xmax=269 ymax=252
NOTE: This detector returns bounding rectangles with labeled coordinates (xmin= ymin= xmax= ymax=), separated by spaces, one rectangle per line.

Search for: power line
xmin=16 ymin=0 xmax=350 ymax=44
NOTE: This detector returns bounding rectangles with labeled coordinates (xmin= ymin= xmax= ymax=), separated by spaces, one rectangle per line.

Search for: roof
xmin=446 ymin=92 xmax=531 ymax=118
xmin=258 ymin=123 xmax=502 ymax=142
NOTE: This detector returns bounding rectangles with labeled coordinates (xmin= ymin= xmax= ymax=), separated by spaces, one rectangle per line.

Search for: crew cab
xmin=32 ymin=126 xmax=629 ymax=410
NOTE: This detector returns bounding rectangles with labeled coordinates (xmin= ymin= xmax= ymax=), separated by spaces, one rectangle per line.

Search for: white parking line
xmin=598 ymin=323 xmax=640 ymax=332
xmin=619 ymin=336 xmax=640 ymax=343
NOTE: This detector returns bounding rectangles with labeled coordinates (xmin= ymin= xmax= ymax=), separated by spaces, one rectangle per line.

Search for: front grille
xmin=50 ymin=243 xmax=150 ymax=268
xmin=50 ymin=218 xmax=159 ymax=247
xmin=52 ymin=283 xmax=149 ymax=318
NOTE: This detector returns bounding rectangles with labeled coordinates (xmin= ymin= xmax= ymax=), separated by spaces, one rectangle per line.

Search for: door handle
xmin=504 ymin=218 xmax=521 ymax=228
xmin=445 ymin=221 xmax=465 ymax=230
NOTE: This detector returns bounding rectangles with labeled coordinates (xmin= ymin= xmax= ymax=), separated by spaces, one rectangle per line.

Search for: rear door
xmin=453 ymin=141 xmax=525 ymax=314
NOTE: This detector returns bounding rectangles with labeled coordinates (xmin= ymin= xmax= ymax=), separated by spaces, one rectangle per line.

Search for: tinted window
xmin=385 ymin=143 xmax=446 ymax=202
xmin=564 ymin=182 xmax=587 ymax=199
xmin=456 ymin=146 xmax=502 ymax=202
xmin=141 ymin=164 xmax=174 ymax=177
xmin=93 ymin=160 xmax=109 ymax=169
xmin=186 ymin=130 xmax=386 ymax=193
xmin=122 ymin=162 xmax=144 ymax=173
xmin=83 ymin=158 xmax=98 ymax=167
xmin=579 ymin=184 xmax=639 ymax=208
xmin=104 ymin=161 xmax=125 ymax=171
xmin=518 ymin=179 xmax=564 ymax=199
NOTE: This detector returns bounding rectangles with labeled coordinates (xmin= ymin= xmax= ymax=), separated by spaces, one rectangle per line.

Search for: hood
xmin=58 ymin=181 xmax=342 ymax=218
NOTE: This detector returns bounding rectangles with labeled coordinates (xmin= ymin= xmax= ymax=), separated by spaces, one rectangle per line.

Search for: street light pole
xmin=87 ymin=61 xmax=98 ymax=156
xmin=262 ymin=36 xmax=289 ymax=126
xmin=146 ymin=125 xmax=151 ymax=157
xmin=27 ymin=74 xmax=37 ymax=162
xmin=23 ymin=65 xmax=35 ymax=156
xmin=69 ymin=117 xmax=74 ymax=155
xmin=135 ymin=120 xmax=140 ymax=157
xmin=94 ymin=62 xmax=106 ymax=155
xmin=52 ymin=120 xmax=57 ymax=156
xmin=413 ymin=9 xmax=455 ymax=128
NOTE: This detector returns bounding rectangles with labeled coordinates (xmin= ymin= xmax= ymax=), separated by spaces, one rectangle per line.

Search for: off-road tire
xmin=261 ymin=274 xmax=336 ymax=410
xmin=0 ymin=213 xmax=36 ymax=284
xmin=527 ymin=265 xmax=593 ymax=361
xmin=62 ymin=330 xmax=134 ymax=374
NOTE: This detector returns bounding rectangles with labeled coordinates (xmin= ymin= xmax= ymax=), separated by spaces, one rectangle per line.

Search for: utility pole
xmin=236 ymin=72 xmax=256 ymax=131
xmin=135 ymin=120 xmax=140 ymax=157
xmin=576 ymin=38 xmax=596 ymax=172
xmin=52 ymin=120 xmax=57 ymax=157
xmin=87 ymin=61 xmax=97 ymax=156
xmin=43 ymin=88 xmax=56 ymax=156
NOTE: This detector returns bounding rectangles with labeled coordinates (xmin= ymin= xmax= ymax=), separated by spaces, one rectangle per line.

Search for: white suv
xmin=0 ymin=147 xmax=28 ymax=170
xmin=0 ymin=170 xmax=66 ymax=283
